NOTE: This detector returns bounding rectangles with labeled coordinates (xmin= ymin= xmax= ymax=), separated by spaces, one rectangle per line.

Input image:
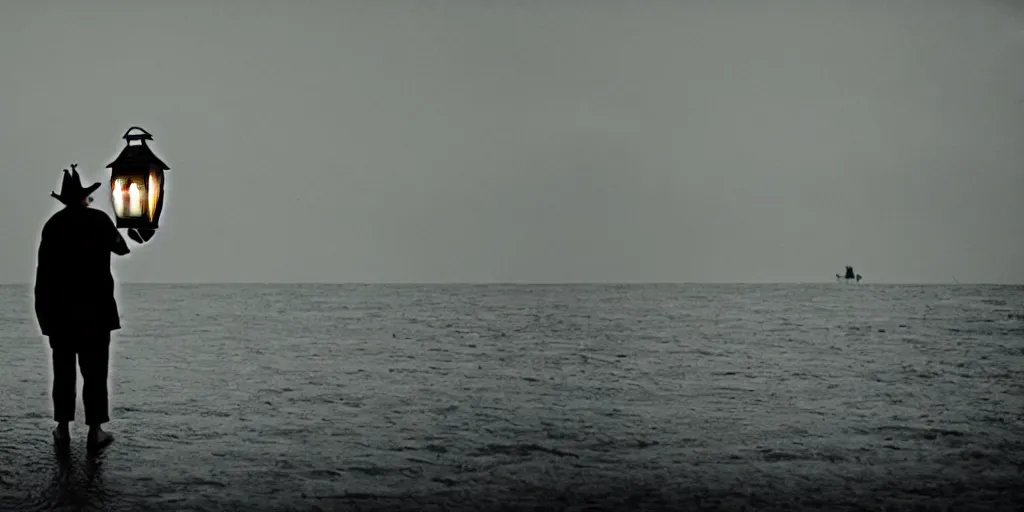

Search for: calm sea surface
xmin=1 ymin=284 xmax=1022 ymax=511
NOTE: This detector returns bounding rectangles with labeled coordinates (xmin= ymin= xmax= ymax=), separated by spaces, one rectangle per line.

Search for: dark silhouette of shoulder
xmin=42 ymin=207 xmax=130 ymax=256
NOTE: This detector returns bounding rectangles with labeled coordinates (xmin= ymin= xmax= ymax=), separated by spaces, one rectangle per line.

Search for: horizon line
xmin=2 ymin=280 xmax=1021 ymax=286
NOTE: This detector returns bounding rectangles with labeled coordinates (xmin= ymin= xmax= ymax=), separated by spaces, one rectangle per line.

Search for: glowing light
xmin=112 ymin=179 xmax=125 ymax=217
xmin=128 ymin=182 xmax=142 ymax=217
xmin=148 ymin=170 xmax=160 ymax=221
xmin=112 ymin=173 xmax=159 ymax=221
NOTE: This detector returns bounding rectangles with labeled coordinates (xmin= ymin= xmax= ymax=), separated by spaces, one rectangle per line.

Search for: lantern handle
xmin=122 ymin=126 xmax=154 ymax=144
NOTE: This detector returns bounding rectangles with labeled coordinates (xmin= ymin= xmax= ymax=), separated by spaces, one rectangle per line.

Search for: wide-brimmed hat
xmin=50 ymin=164 xmax=101 ymax=205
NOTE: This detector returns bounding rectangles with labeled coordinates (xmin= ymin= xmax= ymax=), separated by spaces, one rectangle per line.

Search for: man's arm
xmin=34 ymin=229 xmax=56 ymax=333
xmin=98 ymin=210 xmax=131 ymax=255
xmin=112 ymin=227 xmax=130 ymax=256
xmin=113 ymin=229 xmax=131 ymax=254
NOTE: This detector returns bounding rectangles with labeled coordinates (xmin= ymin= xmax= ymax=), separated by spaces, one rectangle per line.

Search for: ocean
xmin=1 ymin=283 xmax=1022 ymax=511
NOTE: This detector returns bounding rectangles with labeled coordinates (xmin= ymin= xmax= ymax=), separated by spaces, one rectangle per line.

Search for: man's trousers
xmin=49 ymin=332 xmax=111 ymax=426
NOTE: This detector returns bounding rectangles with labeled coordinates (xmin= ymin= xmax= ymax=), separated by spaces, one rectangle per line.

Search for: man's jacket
xmin=34 ymin=205 xmax=131 ymax=337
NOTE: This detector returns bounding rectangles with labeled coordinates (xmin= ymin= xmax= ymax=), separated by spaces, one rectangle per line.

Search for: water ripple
xmin=0 ymin=283 xmax=1021 ymax=510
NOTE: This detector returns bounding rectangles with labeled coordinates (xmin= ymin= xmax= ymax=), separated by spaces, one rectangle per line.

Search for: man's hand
xmin=113 ymin=230 xmax=131 ymax=255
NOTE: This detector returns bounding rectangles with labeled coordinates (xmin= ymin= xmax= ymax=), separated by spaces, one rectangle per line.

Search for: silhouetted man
xmin=35 ymin=164 xmax=130 ymax=451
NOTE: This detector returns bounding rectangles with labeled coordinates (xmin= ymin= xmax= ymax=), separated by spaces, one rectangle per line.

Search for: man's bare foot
xmin=53 ymin=424 xmax=70 ymax=448
xmin=87 ymin=426 xmax=114 ymax=451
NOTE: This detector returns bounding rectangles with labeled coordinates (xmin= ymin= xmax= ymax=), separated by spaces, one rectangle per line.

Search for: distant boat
xmin=836 ymin=266 xmax=862 ymax=283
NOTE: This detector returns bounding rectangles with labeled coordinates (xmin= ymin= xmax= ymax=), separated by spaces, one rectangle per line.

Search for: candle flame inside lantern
xmin=128 ymin=182 xmax=142 ymax=217
xmin=112 ymin=179 xmax=125 ymax=217
xmin=113 ymin=176 xmax=156 ymax=219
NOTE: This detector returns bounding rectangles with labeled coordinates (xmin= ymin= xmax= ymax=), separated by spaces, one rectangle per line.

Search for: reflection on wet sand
xmin=25 ymin=443 xmax=115 ymax=512
xmin=2 ymin=284 xmax=1023 ymax=510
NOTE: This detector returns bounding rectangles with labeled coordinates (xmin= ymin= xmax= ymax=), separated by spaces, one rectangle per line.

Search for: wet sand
xmin=1 ymin=284 xmax=1022 ymax=510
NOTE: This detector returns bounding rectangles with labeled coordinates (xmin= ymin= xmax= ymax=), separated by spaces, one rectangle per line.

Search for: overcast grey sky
xmin=1 ymin=0 xmax=1022 ymax=284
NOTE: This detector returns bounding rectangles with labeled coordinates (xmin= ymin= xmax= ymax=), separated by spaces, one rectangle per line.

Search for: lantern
xmin=107 ymin=127 xmax=169 ymax=238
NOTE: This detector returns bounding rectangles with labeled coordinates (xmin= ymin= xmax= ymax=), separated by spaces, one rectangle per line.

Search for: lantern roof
xmin=105 ymin=126 xmax=170 ymax=171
